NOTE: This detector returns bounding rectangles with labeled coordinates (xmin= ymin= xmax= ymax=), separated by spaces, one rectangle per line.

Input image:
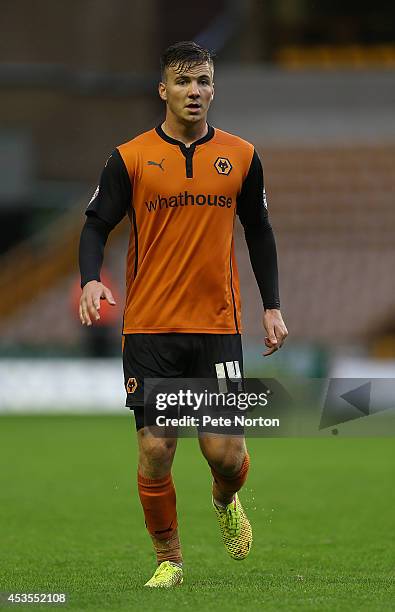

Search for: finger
xmin=80 ymin=298 xmax=88 ymax=324
xmin=274 ymin=335 xmax=283 ymax=349
xmin=275 ymin=326 xmax=288 ymax=346
xmin=87 ymin=294 xmax=100 ymax=320
xmin=103 ymin=287 xmax=116 ymax=305
xmin=263 ymin=335 xmax=279 ymax=356
xmin=81 ymin=303 xmax=92 ymax=326
xmin=88 ymin=305 xmax=100 ymax=321
xmin=263 ymin=345 xmax=278 ymax=357
xmin=79 ymin=304 xmax=85 ymax=325
xmin=265 ymin=326 xmax=278 ymax=345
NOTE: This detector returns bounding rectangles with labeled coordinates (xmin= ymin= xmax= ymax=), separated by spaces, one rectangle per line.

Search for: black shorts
xmin=123 ymin=333 xmax=244 ymax=430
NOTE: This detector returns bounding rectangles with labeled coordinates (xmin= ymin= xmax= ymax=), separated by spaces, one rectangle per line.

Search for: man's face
xmin=158 ymin=62 xmax=214 ymax=125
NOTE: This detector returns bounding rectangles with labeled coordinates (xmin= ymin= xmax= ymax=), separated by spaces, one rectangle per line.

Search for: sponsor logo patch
xmin=144 ymin=191 xmax=233 ymax=212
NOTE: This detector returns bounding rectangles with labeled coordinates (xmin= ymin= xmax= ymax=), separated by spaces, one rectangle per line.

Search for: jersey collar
xmin=155 ymin=123 xmax=215 ymax=148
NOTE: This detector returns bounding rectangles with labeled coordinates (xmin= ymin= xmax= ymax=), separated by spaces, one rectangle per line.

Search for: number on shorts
xmin=215 ymin=360 xmax=241 ymax=393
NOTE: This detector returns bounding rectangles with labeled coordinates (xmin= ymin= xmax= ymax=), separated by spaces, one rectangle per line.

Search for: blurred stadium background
xmin=0 ymin=0 xmax=394 ymax=412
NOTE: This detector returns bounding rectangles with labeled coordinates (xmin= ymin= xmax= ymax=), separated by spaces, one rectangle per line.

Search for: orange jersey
xmin=86 ymin=124 xmax=274 ymax=333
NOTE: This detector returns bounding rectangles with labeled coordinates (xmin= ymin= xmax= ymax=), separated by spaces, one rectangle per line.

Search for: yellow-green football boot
xmin=213 ymin=493 xmax=252 ymax=560
xmin=144 ymin=561 xmax=183 ymax=588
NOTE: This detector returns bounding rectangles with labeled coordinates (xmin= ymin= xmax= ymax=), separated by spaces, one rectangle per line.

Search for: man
xmin=79 ymin=41 xmax=288 ymax=588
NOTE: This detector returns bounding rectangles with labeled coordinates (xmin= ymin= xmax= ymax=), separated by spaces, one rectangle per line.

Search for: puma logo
xmin=147 ymin=158 xmax=165 ymax=171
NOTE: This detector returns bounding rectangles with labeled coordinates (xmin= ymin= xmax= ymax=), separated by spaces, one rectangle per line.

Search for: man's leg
xmin=124 ymin=334 xmax=189 ymax=586
xmin=137 ymin=426 xmax=182 ymax=566
xmin=198 ymin=433 xmax=252 ymax=560
xmin=191 ymin=333 xmax=248 ymax=504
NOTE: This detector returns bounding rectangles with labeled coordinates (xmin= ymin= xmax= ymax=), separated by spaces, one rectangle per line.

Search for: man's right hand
xmin=79 ymin=280 xmax=116 ymax=326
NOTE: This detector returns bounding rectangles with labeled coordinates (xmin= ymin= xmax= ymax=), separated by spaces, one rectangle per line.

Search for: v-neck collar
xmin=155 ymin=123 xmax=215 ymax=179
xmin=155 ymin=123 xmax=215 ymax=148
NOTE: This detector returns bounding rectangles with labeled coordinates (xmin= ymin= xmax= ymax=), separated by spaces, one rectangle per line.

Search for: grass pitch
xmin=0 ymin=415 xmax=394 ymax=611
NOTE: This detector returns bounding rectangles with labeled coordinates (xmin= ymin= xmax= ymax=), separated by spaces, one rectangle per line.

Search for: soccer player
xmin=78 ymin=41 xmax=288 ymax=588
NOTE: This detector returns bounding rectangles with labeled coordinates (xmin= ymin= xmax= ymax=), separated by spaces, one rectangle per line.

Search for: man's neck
xmin=161 ymin=117 xmax=208 ymax=147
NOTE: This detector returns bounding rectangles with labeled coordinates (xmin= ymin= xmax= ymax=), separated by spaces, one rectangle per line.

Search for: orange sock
xmin=211 ymin=453 xmax=250 ymax=498
xmin=137 ymin=472 xmax=182 ymax=564
xmin=138 ymin=472 xmax=178 ymax=538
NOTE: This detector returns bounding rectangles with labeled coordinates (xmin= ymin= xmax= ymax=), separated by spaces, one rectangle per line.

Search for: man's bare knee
xmin=141 ymin=438 xmax=176 ymax=462
xmin=210 ymin=452 xmax=244 ymax=476
xmin=199 ymin=436 xmax=246 ymax=476
xmin=138 ymin=429 xmax=177 ymax=477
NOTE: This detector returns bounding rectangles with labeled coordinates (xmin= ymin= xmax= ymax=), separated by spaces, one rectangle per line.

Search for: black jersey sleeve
xmin=85 ymin=148 xmax=131 ymax=226
xmin=79 ymin=216 xmax=112 ymax=288
xmin=236 ymin=149 xmax=280 ymax=309
xmin=79 ymin=149 xmax=131 ymax=287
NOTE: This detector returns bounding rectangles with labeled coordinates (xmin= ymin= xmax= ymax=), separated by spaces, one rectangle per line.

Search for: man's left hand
xmin=262 ymin=309 xmax=288 ymax=356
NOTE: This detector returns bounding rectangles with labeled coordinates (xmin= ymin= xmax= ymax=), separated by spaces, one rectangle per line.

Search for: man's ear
xmin=158 ymin=81 xmax=167 ymax=101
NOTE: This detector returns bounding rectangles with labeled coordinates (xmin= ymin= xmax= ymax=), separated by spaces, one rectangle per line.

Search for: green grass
xmin=0 ymin=415 xmax=394 ymax=611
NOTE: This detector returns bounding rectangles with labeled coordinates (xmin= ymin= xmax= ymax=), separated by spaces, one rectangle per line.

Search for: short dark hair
xmin=160 ymin=41 xmax=214 ymax=80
